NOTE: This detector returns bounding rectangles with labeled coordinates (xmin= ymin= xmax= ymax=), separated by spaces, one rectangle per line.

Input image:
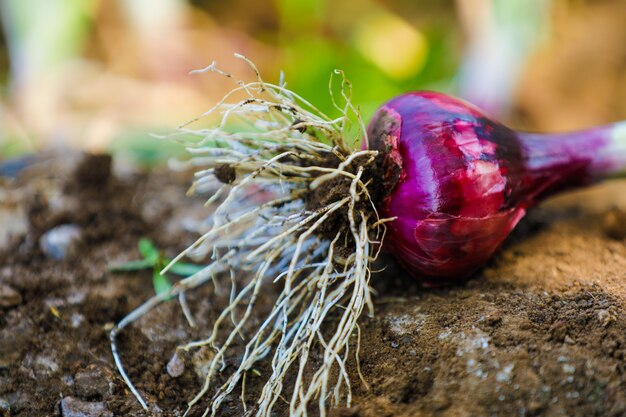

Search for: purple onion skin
xmin=367 ymin=91 xmax=626 ymax=284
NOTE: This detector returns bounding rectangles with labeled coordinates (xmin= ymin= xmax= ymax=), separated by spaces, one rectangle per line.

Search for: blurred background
xmin=1 ymin=0 xmax=625 ymax=164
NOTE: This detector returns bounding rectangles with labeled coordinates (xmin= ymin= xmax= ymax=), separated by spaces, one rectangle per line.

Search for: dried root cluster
xmin=111 ymin=55 xmax=392 ymax=417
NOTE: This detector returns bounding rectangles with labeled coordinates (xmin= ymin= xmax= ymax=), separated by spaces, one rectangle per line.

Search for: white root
xmin=110 ymin=54 xmax=390 ymax=417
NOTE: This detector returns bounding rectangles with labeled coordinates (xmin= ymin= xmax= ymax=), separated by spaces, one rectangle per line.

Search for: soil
xmin=1 ymin=151 xmax=626 ymax=417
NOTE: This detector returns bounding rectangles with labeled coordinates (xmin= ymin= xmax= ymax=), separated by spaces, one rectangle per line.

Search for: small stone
xmin=0 ymin=398 xmax=10 ymax=417
xmin=166 ymin=352 xmax=185 ymax=378
xmin=564 ymin=335 xmax=576 ymax=345
xmin=40 ymin=224 xmax=82 ymax=260
xmin=192 ymin=346 xmax=215 ymax=379
xmin=597 ymin=309 xmax=616 ymax=327
xmin=60 ymin=397 xmax=112 ymax=417
xmin=74 ymin=365 xmax=114 ymax=399
xmin=34 ymin=354 xmax=60 ymax=377
xmin=71 ymin=313 xmax=85 ymax=328
xmin=0 ymin=284 xmax=21 ymax=309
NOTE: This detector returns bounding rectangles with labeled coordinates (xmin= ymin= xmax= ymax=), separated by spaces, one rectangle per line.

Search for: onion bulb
xmin=369 ymin=91 xmax=626 ymax=283
xmin=111 ymin=58 xmax=626 ymax=417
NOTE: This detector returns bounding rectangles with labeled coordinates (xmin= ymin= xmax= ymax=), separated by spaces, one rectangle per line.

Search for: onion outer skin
xmin=367 ymin=91 xmax=626 ymax=283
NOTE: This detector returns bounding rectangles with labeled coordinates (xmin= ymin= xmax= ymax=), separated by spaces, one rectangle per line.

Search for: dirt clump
xmin=304 ymin=153 xmax=388 ymax=242
xmin=214 ymin=164 xmax=237 ymax=184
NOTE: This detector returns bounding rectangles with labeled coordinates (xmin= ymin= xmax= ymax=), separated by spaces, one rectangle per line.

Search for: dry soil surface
xmin=1 ymin=152 xmax=626 ymax=417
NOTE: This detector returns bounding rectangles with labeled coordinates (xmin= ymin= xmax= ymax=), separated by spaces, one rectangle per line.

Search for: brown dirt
xmin=304 ymin=152 xmax=388 ymax=243
xmin=214 ymin=164 xmax=237 ymax=185
xmin=1 ymin=152 xmax=626 ymax=417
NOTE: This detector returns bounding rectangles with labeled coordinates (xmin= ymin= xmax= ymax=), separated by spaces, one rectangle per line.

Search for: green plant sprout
xmin=109 ymin=238 xmax=204 ymax=296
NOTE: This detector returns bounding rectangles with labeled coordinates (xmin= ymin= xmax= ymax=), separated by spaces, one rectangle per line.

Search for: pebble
xmin=70 ymin=313 xmax=86 ymax=328
xmin=32 ymin=353 xmax=60 ymax=377
xmin=60 ymin=397 xmax=112 ymax=417
xmin=74 ymin=365 xmax=114 ymax=399
xmin=564 ymin=335 xmax=576 ymax=345
xmin=39 ymin=224 xmax=82 ymax=260
xmin=166 ymin=352 xmax=185 ymax=378
xmin=597 ymin=309 xmax=616 ymax=327
xmin=0 ymin=284 xmax=21 ymax=309
xmin=0 ymin=398 xmax=9 ymax=417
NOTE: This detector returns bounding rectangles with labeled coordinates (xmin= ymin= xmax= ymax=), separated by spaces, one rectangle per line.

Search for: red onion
xmin=112 ymin=60 xmax=626 ymax=417
xmin=368 ymin=91 xmax=626 ymax=283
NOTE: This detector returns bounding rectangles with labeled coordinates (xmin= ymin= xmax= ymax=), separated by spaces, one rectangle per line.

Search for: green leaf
xmin=108 ymin=259 xmax=154 ymax=272
xmin=152 ymin=270 xmax=172 ymax=296
xmin=138 ymin=238 xmax=159 ymax=264
xmin=167 ymin=262 xmax=205 ymax=277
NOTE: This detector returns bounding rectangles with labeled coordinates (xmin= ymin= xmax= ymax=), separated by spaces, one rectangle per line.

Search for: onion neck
xmin=516 ymin=121 xmax=626 ymax=201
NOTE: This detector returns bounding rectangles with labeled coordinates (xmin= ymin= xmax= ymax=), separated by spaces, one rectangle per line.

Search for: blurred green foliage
xmin=2 ymin=0 xmax=96 ymax=81
xmin=268 ymin=0 xmax=459 ymax=120
xmin=191 ymin=0 xmax=461 ymax=120
xmin=107 ymin=128 xmax=189 ymax=167
xmin=0 ymin=137 xmax=32 ymax=158
xmin=0 ymin=0 xmax=462 ymax=159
